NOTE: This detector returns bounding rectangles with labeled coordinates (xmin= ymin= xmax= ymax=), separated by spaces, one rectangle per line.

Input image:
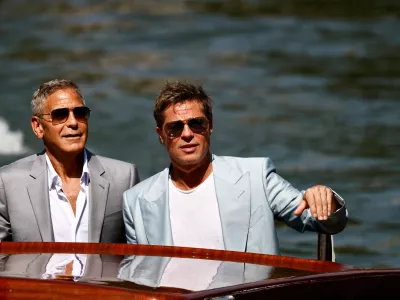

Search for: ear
xmin=31 ymin=116 xmax=44 ymax=139
xmin=156 ymin=127 xmax=164 ymax=145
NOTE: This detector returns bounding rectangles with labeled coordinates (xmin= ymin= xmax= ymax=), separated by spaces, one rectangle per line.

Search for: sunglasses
xmin=38 ymin=106 xmax=91 ymax=125
xmin=163 ymin=117 xmax=209 ymax=138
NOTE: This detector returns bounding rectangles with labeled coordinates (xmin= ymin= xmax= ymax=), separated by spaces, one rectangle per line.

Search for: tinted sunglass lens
xmin=188 ymin=118 xmax=208 ymax=133
xmin=74 ymin=107 xmax=90 ymax=120
xmin=51 ymin=108 xmax=69 ymax=124
xmin=165 ymin=121 xmax=184 ymax=138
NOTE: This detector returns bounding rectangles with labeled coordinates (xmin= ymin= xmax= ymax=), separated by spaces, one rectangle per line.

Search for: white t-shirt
xmin=168 ymin=172 xmax=225 ymax=250
xmin=159 ymin=173 xmax=224 ymax=291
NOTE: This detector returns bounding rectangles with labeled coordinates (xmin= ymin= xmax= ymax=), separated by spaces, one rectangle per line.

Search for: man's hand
xmin=293 ymin=185 xmax=338 ymax=220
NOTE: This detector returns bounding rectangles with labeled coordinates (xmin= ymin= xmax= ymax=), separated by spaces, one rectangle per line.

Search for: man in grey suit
xmin=0 ymin=79 xmax=140 ymax=243
xmin=123 ymin=82 xmax=347 ymax=255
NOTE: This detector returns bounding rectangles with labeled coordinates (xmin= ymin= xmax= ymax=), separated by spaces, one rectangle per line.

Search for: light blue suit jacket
xmin=123 ymin=155 xmax=347 ymax=255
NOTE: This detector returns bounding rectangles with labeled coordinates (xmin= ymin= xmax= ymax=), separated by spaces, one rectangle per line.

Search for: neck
xmin=170 ymin=154 xmax=213 ymax=191
xmin=46 ymin=149 xmax=84 ymax=180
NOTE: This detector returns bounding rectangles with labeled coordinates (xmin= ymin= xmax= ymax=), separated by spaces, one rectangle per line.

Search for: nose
xmin=180 ymin=123 xmax=194 ymax=141
xmin=65 ymin=110 xmax=78 ymax=127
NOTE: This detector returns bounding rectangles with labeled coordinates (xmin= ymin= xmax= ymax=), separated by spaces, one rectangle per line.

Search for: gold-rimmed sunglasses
xmin=163 ymin=117 xmax=209 ymax=138
xmin=38 ymin=106 xmax=91 ymax=125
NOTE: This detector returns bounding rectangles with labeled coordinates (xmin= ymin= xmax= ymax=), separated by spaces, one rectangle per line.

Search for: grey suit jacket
xmin=0 ymin=150 xmax=140 ymax=242
xmin=123 ymin=155 xmax=347 ymax=255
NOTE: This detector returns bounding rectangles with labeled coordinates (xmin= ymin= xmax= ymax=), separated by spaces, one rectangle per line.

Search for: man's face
xmin=157 ymin=100 xmax=212 ymax=170
xmin=31 ymin=88 xmax=88 ymax=155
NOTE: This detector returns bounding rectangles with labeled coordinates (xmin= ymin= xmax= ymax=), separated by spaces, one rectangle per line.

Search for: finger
xmin=314 ymin=188 xmax=324 ymax=220
xmin=322 ymin=187 xmax=331 ymax=220
xmin=319 ymin=187 xmax=328 ymax=220
xmin=327 ymin=188 xmax=333 ymax=216
xmin=305 ymin=189 xmax=317 ymax=219
xmin=294 ymin=200 xmax=307 ymax=216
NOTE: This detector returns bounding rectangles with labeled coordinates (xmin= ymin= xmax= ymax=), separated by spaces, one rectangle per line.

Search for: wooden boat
xmin=0 ymin=241 xmax=398 ymax=299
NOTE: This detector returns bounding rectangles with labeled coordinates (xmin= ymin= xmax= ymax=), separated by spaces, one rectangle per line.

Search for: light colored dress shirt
xmin=45 ymin=151 xmax=90 ymax=242
xmin=42 ymin=254 xmax=87 ymax=281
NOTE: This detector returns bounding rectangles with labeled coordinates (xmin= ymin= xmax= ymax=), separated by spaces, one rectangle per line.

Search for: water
xmin=0 ymin=0 xmax=399 ymax=268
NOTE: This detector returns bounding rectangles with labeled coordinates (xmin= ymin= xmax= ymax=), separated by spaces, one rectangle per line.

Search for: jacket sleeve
xmin=0 ymin=173 xmax=12 ymax=241
xmin=129 ymin=164 xmax=140 ymax=189
xmin=262 ymin=157 xmax=348 ymax=234
xmin=123 ymin=190 xmax=138 ymax=244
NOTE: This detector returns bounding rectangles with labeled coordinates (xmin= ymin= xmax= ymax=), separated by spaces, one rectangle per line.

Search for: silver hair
xmin=31 ymin=79 xmax=85 ymax=116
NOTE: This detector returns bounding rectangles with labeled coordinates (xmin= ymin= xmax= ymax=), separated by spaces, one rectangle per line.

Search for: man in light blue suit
xmin=123 ymin=82 xmax=348 ymax=255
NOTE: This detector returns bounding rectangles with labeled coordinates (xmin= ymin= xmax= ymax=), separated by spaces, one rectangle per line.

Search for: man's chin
xmin=52 ymin=145 xmax=85 ymax=155
xmin=175 ymin=153 xmax=210 ymax=167
xmin=65 ymin=145 xmax=86 ymax=153
xmin=181 ymin=152 xmax=201 ymax=161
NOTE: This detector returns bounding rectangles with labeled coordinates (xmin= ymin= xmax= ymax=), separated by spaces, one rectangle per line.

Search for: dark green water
xmin=0 ymin=0 xmax=399 ymax=268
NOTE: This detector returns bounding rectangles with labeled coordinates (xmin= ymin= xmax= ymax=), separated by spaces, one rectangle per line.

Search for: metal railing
xmin=275 ymin=218 xmax=334 ymax=262
xmin=317 ymin=233 xmax=334 ymax=261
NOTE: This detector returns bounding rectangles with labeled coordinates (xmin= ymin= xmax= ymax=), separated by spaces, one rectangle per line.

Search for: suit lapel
xmin=27 ymin=153 xmax=53 ymax=242
xmin=138 ymin=169 xmax=173 ymax=246
xmin=120 ymin=255 xmax=171 ymax=287
xmin=26 ymin=254 xmax=53 ymax=278
xmin=81 ymin=254 xmax=102 ymax=279
xmin=87 ymin=153 xmax=110 ymax=243
xmin=208 ymin=262 xmax=274 ymax=289
xmin=207 ymin=262 xmax=245 ymax=289
xmin=213 ymin=155 xmax=250 ymax=252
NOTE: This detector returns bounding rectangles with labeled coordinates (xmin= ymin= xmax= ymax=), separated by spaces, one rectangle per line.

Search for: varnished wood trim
xmin=0 ymin=242 xmax=352 ymax=273
xmin=0 ymin=276 xmax=186 ymax=300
